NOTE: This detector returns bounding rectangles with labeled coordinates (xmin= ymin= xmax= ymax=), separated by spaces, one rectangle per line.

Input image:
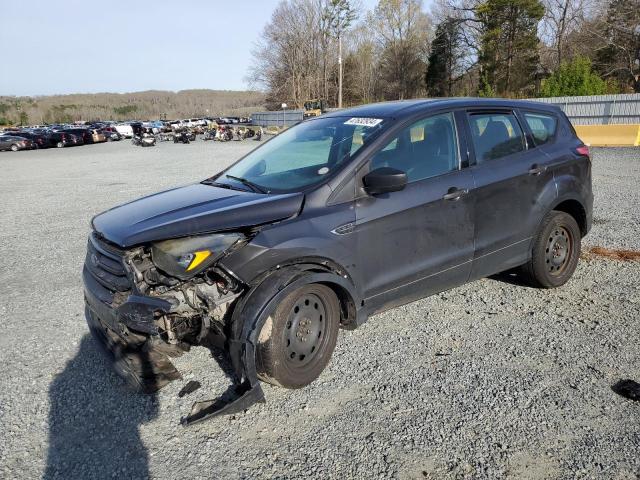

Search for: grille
xmin=85 ymin=233 xmax=131 ymax=293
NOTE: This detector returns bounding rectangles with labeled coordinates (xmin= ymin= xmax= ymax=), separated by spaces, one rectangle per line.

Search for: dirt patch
xmin=582 ymin=246 xmax=640 ymax=261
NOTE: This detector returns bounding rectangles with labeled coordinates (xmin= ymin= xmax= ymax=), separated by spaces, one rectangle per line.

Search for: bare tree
xmin=323 ymin=0 xmax=358 ymax=107
xmin=248 ymin=0 xmax=351 ymax=108
xmin=343 ymin=23 xmax=381 ymax=103
xmin=540 ymin=0 xmax=594 ymax=67
xmin=371 ymin=0 xmax=432 ymax=99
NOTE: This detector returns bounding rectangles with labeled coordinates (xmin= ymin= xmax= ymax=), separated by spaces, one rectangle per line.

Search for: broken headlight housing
xmin=151 ymin=232 xmax=245 ymax=280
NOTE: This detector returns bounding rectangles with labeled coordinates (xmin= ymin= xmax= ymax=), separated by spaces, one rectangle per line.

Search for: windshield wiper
xmin=201 ymin=178 xmax=243 ymax=190
xmin=224 ymin=174 xmax=268 ymax=194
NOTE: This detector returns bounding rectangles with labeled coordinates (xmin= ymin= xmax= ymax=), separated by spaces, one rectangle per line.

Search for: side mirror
xmin=363 ymin=167 xmax=407 ymax=195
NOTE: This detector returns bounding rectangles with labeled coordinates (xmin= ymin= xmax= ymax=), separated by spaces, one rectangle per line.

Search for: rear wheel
xmin=256 ymin=283 xmax=340 ymax=389
xmin=56 ymin=141 xmax=64 ymax=148
xmin=10 ymin=144 xmax=18 ymax=152
xmin=522 ymin=210 xmax=581 ymax=288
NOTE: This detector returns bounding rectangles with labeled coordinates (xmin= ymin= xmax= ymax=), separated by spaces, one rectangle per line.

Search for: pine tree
xmin=477 ymin=0 xmax=545 ymax=96
xmin=426 ymin=19 xmax=461 ymax=97
xmin=594 ymin=0 xmax=640 ymax=92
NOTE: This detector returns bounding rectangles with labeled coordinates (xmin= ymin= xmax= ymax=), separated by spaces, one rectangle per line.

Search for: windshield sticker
xmin=318 ymin=167 xmax=330 ymax=175
xmin=344 ymin=117 xmax=383 ymax=127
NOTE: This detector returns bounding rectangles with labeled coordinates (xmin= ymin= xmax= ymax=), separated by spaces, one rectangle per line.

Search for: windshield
xmin=216 ymin=116 xmax=388 ymax=193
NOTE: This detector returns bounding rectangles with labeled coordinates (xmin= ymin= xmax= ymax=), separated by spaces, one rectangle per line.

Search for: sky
xmin=0 ymin=0 xmax=425 ymax=97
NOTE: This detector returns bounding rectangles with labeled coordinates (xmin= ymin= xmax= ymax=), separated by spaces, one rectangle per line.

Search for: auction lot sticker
xmin=344 ymin=117 xmax=383 ymax=127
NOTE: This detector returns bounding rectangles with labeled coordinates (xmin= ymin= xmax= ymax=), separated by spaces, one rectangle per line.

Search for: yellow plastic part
xmin=186 ymin=250 xmax=211 ymax=271
xmin=573 ymin=124 xmax=640 ymax=147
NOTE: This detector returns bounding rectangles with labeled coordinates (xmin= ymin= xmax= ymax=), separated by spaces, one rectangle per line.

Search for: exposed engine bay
xmin=83 ymin=231 xmax=270 ymax=426
xmin=124 ymin=245 xmax=243 ymax=351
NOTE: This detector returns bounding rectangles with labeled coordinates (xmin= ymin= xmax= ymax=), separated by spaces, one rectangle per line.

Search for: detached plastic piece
xmin=178 ymin=380 xmax=202 ymax=398
xmin=181 ymin=381 xmax=265 ymax=425
xmin=611 ymin=379 xmax=640 ymax=402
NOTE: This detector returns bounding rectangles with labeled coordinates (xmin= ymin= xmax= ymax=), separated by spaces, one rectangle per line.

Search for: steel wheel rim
xmin=546 ymin=226 xmax=572 ymax=275
xmin=284 ymin=293 xmax=326 ymax=368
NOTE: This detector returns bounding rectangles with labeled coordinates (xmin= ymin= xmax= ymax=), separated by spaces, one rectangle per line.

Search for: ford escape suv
xmin=83 ymin=98 xmax=593 ymax=424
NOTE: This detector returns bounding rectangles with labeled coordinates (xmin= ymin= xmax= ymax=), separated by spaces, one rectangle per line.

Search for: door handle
xmin=442 ymin=188 xmax=469 ymax=201
xmin=529 ymin=164 xmax=547 ymax=175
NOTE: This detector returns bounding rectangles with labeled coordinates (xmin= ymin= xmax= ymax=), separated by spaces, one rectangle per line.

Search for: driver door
xmin=354 ymin=112 xmax=475 ymax=312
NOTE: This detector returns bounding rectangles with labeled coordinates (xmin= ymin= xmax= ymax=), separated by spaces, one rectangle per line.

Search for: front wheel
xmin=256 ymin=283 xmax=340 ymax=389
xmin=11 ymin=144 xmax=18 ymax=152
xmin=522 ymin=210 xmax=581 ymax=288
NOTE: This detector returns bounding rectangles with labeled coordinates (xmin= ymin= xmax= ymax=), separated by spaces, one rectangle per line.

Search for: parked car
xmin=101 ymin=127 xmax=122 ymax=141
xmin=0 ymin=135 xmax=35 ymax=151
xmin=114 ymin=123 xmax=134 ymax=138
xmin=61 ymin=128 xmax=90 ymax=145
xmin=1 ymin=131 xmax=50 ymax=149
xmin=83 ymin=98 xmax=593 ymax=424
xmin=91 ymin=129 xmax=107 ymax=143
xmin=47 ymin=131 xmax=74 ymax=148
xmin=30 ymin=128 xmax=52 ymax=136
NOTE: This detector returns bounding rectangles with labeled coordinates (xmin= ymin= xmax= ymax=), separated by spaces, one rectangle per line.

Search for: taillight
xmin=575 ymin=145 xmax=590 ymax=157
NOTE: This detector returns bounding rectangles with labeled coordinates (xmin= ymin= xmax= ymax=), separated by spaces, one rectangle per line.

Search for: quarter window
xmin=523 ymin=112 xmax=557 ymax=146
xmin=468 ymin=113 xmax=525 ymax=162
xmin=370 ymin=112 xmax=460 ymax=183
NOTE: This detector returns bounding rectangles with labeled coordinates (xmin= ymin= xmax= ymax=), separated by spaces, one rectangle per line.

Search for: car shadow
xmin=488 ymin=269 xmax=533 ymax=288
xmin=44 ymin=334 xmax=157 ymax=480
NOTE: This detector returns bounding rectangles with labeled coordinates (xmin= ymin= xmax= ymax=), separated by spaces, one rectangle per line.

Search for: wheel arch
xmin=241 ymin=258 xmax=363 ymax=330
xmin=526 ymin=194 xmax=589 ymax=260
xmin=550 ymin=197 xmax=588 ymax=237
xmin=226 ymin=262 xmax=364 ymax=386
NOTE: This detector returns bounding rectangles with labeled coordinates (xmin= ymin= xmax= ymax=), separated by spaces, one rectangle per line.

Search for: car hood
xmin=92 ymin=183 xmax=304 ymax=247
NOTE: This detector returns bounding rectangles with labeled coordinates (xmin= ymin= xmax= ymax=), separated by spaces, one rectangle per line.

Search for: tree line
xmin=248 ymin=0 xmax=640 ymax=108
xmin=0 ymin=90 xmax=266 ymax=126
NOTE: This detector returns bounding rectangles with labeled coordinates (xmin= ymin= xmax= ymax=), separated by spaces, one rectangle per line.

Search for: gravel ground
xmin=0 ymin=140 xmax=638 ymax=479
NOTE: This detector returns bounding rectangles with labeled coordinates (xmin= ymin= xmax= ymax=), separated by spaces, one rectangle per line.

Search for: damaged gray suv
xmin=83 ymin=99 xmax=593 ymax=424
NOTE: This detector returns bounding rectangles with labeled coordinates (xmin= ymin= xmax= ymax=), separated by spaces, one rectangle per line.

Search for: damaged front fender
xmin=181 ymin=265 xmax=361 ymax=425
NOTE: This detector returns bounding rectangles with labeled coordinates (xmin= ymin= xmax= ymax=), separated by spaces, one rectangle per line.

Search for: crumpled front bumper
xmin=83 ymin=266 xmax=182 ymax=392
xmin=82 ymin=264 xmax=265 ymax=424
xmin=83 ymin=265 xmax=171 ymax=336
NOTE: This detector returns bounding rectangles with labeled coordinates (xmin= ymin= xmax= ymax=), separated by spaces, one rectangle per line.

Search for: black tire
xmin=522 ymin=210 xmax=581 ymax=288
xmin=256 ymin=283 xmax=340 ymax=389
xmin=11 ymin=144 xmax=18 ymax=152
xmin=56 ymin=141 xmax=64 ymax=148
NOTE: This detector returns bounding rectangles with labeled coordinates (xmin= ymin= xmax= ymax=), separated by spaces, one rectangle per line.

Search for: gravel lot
xmin=0 ymin=139 xmax=638 ymax=479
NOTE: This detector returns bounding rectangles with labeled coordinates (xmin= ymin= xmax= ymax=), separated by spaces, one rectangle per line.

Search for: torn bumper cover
xmin=82 ymin=239 xmax=264 ymax=425
xmin=83 ymin=263 xmax=266 ymax=424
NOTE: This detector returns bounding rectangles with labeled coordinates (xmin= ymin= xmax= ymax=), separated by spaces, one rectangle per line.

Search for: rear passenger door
xmin=465 ymin=109 xmax=555 ymax=279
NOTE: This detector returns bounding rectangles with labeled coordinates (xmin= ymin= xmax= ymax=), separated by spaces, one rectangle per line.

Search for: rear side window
xmin=468 ymin=113 xmax=525 ymax=162
xmin=523 ymin=111 xmax=557 ymax=145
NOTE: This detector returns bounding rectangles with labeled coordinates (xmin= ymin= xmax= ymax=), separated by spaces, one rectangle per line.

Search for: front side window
xmin=523 ymin=111 xmax=557 ymax=146
xmin=369 ymin=112 xmax=460 ymax=183
xmin=468 ymin=113 xmax=525 ymax=162
xmin=220 ymin=116 xmax=389 ymax=193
